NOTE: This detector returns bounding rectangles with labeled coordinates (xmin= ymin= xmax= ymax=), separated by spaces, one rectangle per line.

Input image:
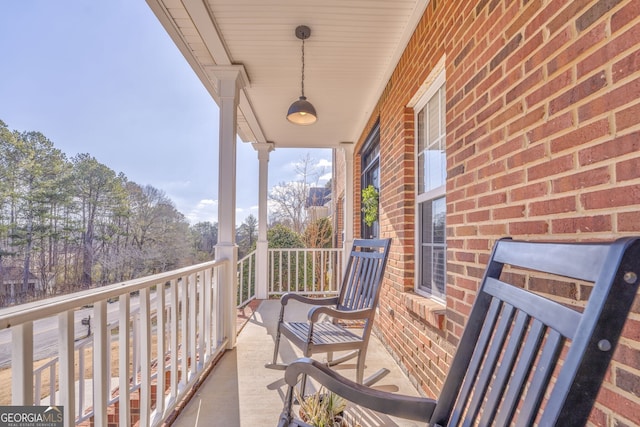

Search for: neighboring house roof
xmin=306 ymin=187 xmax=331 ymax=208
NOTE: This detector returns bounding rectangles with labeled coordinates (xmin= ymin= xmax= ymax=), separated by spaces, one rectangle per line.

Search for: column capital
xmin=340 ymin=141 xmax=355 ymax=156
xmin=207 ymin=64 xmax=250 ymax=90
xmin=252 ymin=142 xmax=275 ymax=161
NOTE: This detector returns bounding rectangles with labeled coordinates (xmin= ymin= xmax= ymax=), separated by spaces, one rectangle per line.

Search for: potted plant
xmin=361 ymin=184 xmax=379 ymax=227
xmin=296 ymin=387 xmax=353 ymax=427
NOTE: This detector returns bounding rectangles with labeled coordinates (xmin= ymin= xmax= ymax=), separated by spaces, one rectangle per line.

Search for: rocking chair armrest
xmin=284 ymin=357 xmax=435 ymax=422
xmin=308 ymin=306 xmax=373 ymax=322
xmin=281 ymin=293 xmax=339 ymax=307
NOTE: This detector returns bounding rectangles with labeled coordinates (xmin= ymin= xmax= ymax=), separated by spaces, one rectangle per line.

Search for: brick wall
xmin=352 ymin=0 xmax=640 ymax=424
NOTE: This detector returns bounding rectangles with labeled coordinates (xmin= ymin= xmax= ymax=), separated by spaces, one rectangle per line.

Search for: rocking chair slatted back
xmin=433 ymin=237 xmax=640 ymax=426
xmin=338 ymin=240 xmax=390 ymax=312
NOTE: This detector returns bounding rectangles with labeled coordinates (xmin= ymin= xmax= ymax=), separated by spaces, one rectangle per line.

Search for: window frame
xmin=360 ymin=121 xmax=380 ymax=239
xmin=414 ymin=68 xmax=446 ymax=301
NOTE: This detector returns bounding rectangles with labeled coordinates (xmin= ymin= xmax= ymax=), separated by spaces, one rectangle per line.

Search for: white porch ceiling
xmin=147 ymin=0 xmax=429 ymax=148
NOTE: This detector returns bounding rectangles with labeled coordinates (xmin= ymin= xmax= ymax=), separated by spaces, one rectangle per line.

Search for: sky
xmin=0 ymin=1 xmax=331 ymax=225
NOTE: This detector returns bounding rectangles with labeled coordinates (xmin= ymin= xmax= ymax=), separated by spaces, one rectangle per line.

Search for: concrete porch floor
xmin=170 ymin=299 xmax=425 ymax=426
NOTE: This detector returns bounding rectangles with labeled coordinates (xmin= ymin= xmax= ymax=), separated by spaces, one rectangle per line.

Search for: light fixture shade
xmin=286 ymin=96 xmax=317 ymax=125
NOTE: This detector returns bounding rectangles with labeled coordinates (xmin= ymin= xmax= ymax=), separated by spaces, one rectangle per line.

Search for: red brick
xmin=617 ymin=157 xmax=640 ymax=181
xmin=478 ymin=191 xmax=508 ymax=207
xmin=507 ymin=143 xmax=546 ymax=169
xmin=527 ymin=112 xmax=574 ymax=143
xmin=530 ymin=196 xmax=576 ymax=216
xmin=618 ymin=211 xmax=640 ymax=232
xmin=505 ymin=0 xmax=543 ymax=38
xmin=527 ymin=154 xmax=574 ymax=181
xmin=509 ymin=220 xmax=549 ymax=235
xmin=613 ymin=46 xmax=640 ymax=83
xmin=614 ymin=343 xmax=640 ymax=370
xmin=597 ymin=386 xmax=640 ymax=425
xmin=581 ymin=185 xmax=640 ymax=210
xmin=467 ymin=209 xmax=491 ymax=222
xmin=526 ymin=27 xmax=572 ymax=73
xmin=612 ymin=0 xmax=640 ymax=32
xmin=578 ymin=77 xmax=640 ymax=122
xmin=550 ymin=119 xmax=611 ymax=154
xmin=526 ymin=69 xmax=572 ymax=108
xmin=548 ymin=0 xmax=590 ymax=35
xmin=508 ymin=106 xmax=546 ymax=135
xmin=615 ymin=100 xmax=640 ymax=131
xmin=550 ymin=71 xmax=607 ymax=115
xmin=493 ymin=205 xmax=525 ymax=220
xmin=552 ymin=167 xmax=611 ymax=194
xmin=578 ymin=131 xmax=640 ymax=166
xmin=579 ymin=22 xmax=640 ymax=79
xmin=616 ymin=367 xmax=640 ymax=398
xmin=551 ymin=215 xmax=612 ymax=233
xmin=490 ymin=101 xmax=525 ymax=129
xmin=492 ymin=170 xmax=525 ymax=190
xmin=478 ymin=223 xmax=508 ymax=235
xmin=510 ymin=182 xmax=548 ymax=202
xmin=576 ymin=0 xmax=625 ymax=33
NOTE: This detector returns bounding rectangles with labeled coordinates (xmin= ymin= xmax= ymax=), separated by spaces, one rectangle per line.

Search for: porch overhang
xmin=146 ymin=0 xmax=429 ymax=148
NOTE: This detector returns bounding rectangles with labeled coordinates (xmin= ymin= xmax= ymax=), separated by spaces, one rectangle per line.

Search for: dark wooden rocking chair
xmin=266 ymin=238 xmax=392 ymax=388
xmin=277 ymin=237 xmax=640 ymax=427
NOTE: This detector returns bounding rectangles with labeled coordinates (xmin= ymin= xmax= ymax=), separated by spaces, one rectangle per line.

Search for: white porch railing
xmin=237 ymin=251 xmax=257 ymax=307
xmin=268 ymin=248 xmax=343 ymax=296
xmin=0 ymin=259 xmax=231 ymax=427
xmin=0 ymin=247 xmax=343 ymax=427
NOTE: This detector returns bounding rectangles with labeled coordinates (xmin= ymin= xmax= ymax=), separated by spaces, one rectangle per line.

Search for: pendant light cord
xmin=301 ymin=37 xmax=305 ymax=98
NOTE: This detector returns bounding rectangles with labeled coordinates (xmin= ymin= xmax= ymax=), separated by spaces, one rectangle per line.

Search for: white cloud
xmin=317 ymin=158 xmax=332 ymax=168
xmin=319 ymin=172 xmax=331 ymax=184
xmin=185 ymin=199 xmax=218 ymax=224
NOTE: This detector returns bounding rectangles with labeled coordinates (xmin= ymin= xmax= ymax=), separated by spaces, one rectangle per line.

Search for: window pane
xmin=421 ymin=201 xmax=433 ymax=242
xmin=418 ymin=196 xmax=446 ymax=299
xmin=417 ymin=82 xmax=446 ymax=195
xmin=418 ymin=153 xmax=425 ymax=194
xmin=440 ymin=85 xmax=446 ymax=132
xmin=428 ymin=96 xmax=439 ymax=145
xmin=417 ymin=109 xmax=425 ymax=152
xmin=433 ymin=197 xmax=446 ymax=244
xmin=426 ymin=149 xmax=445 ymax=190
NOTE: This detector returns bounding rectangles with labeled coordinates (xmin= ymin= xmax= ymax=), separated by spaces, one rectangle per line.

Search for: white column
xmin=253 ymin=142 xmax=274 ymax=299
xmin=342 ymin=143 xmax=355 ymax=270
xmin=212 ymin=65 xmax=248 ymax=349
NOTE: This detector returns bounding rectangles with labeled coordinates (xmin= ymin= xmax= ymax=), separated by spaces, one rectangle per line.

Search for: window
xmin=360 ymin=122 xmax=380 ymax=238
xmin=415 ymin=70 xmax=446 ymax=300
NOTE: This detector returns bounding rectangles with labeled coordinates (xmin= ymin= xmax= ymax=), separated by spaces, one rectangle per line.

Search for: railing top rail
xmin=268 ymin=247 xmax=342 ymax=252
xmin=238 ymin=251 xmax=256 ymax=263
xmin=0 ymin=258 xmax=229 ymax=330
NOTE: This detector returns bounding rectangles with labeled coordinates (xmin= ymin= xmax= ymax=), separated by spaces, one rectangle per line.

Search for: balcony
xmin=1 ymin=247 xmax=418 ymax=426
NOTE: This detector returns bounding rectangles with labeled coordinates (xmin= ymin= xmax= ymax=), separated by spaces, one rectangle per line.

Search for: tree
xmin=236 ymin=214 xmax=258 ymax=258
xmin=191 ymin=221 xmax=217 ymax=261
xmin=0 ymin=127 xmax=71 ymax=300
xmin=269 ymin=153 xmax=328 ymax=234
xmin=304 ymin=217 xmax=332 ymax=249
xmin=72 ymin=153 xmax=127 ymax=288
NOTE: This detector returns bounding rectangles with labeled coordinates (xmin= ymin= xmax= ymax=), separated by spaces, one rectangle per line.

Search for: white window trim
xmin=413 ymin=61 xmax=446 ymax=300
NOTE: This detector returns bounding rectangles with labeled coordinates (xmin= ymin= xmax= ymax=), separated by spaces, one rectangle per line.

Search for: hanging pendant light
xmin=287 ymin=25 xmax=317 ymax=125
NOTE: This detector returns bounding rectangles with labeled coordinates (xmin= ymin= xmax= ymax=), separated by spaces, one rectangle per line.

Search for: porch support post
xmin=253 ymin=142 xmax=275 ymax=300
xmin=211 ymin=65 xmax=248 ymax=349
xmin=341 ymin=142 xmax=355 ymax=270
